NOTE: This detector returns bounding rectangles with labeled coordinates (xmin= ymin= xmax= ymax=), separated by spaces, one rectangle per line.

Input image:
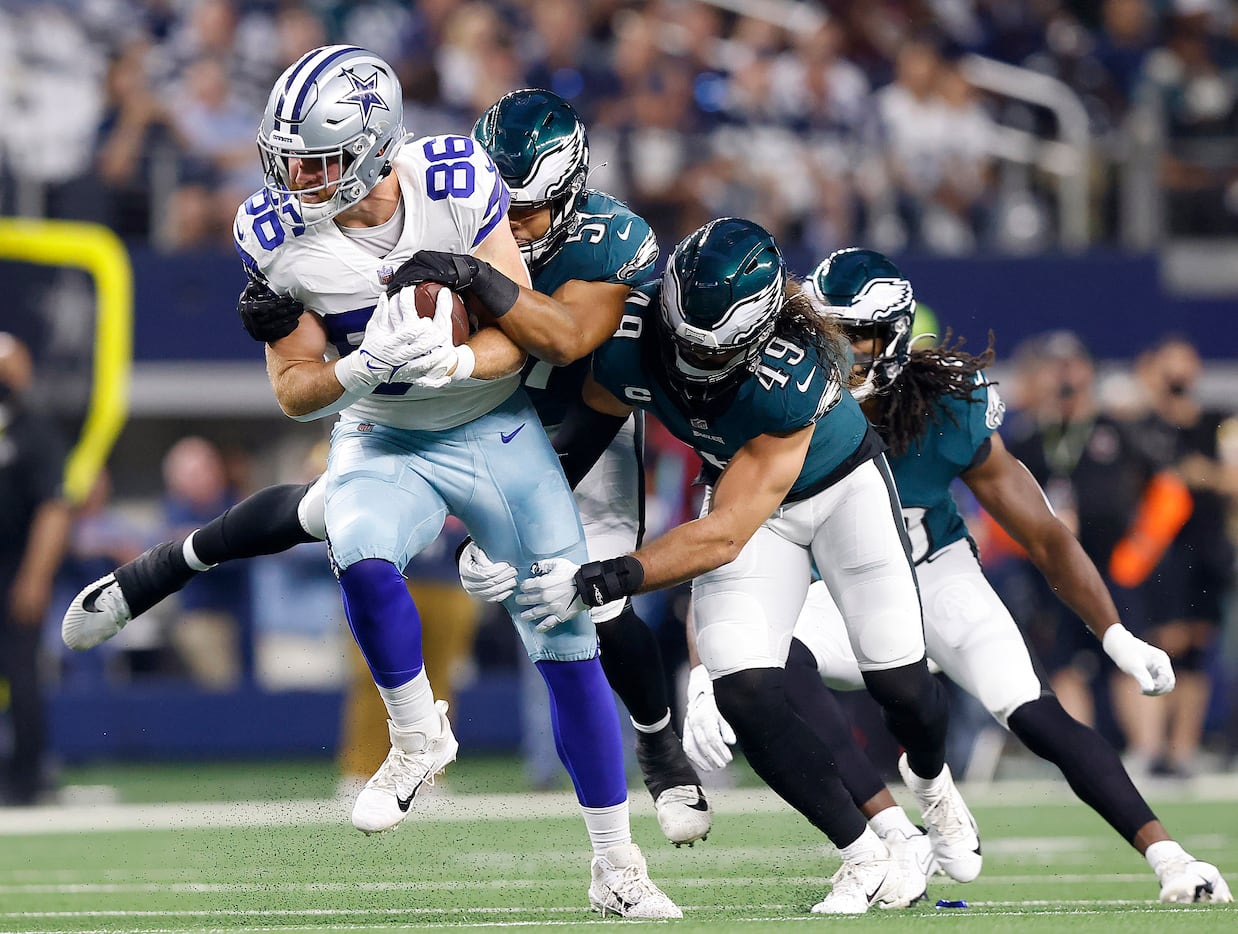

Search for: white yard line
xmin=4 ymin=776 xmax=1238 ymax=836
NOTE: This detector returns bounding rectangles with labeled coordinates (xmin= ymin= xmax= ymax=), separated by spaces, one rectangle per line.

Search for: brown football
xmin=411 ymin=281 xmax=471 ymax=346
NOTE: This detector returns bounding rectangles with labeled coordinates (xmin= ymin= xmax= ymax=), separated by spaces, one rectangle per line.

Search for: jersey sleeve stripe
xmin=471 ymin=180 xmax=511 ymax=248
xmin=234 ymin=239 xmax=263 ymax=281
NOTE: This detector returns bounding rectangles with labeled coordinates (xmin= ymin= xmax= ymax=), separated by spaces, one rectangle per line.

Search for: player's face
xmin=287 ymin=154 xmax=344 ymax=201
xmin=846 ymin=332 xmax=885 ymax=382
xmin=507 ymin=203 xmax=552 ymax=244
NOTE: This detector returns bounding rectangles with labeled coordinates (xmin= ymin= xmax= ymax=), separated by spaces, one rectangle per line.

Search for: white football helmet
xmin=257 ymin=45 xmax=405 ymax=225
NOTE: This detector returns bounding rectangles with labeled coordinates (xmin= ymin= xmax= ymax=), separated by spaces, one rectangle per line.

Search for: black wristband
xmin=574 ymin=555 xmax=645 ymax=607
xmin=468 ymin=260 xmax=521 ymax=318
xmin=453 ymin=535 xmax=474 ymax=567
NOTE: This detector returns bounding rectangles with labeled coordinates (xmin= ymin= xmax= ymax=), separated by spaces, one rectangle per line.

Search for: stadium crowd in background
xmin=1 ymin=0 xmax=1236 ymax=256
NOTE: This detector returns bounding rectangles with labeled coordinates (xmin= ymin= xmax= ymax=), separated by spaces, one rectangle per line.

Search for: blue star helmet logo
xmin=341 ymin=67 xmax=389 ymax=126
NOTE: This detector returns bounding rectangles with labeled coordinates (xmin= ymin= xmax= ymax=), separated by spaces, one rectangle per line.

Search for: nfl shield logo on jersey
xmin=377 ymin=265 xmax=394 ymax=285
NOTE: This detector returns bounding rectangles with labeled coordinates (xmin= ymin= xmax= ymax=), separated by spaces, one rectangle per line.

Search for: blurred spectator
xmin=871 ymin=39 xmax=998 ymax=253
xmin=61 ymin=468 xmax=149 ymax=594
xmin=1137 ymin=3 xmax=1238 ymax=235
xmin=1123 ymin=335 xmax=1237 ymax=776
xmin=0 ymin=333 xmax=72 ymax=806
xmin=1 ymin=4 xmax=107 ymax=222
xmin=162 ymin=55 xmax=265 ymax=250
xmin=435 ymin=2 xmax=524 ymax=129
xmin=1002 ymin=332 xmax=1184 ymax=749
xmin=522 ymin=0 xmax=614 ymax=118
xmin=1093 ymin=0 xmax=1158 ymax=116
xmin=160 ymin=436 xmax=251 ymax=689
xmin=94 ymin=40 xmax=176 ymax=240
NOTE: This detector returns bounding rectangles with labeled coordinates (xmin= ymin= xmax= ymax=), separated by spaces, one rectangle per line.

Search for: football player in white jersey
xmin=80 ymin=46 xmax=680 ymax=919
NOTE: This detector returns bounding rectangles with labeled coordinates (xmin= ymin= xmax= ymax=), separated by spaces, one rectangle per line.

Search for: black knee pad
xmin=861 ymin=659 xmax=943 ymax=714
xmin=1006 ymin=692 xmax=1073 ymax=752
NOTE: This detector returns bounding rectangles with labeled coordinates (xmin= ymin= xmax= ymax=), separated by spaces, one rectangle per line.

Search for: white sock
xmin=182 ymin=531 xmax=216 ymax=572
xmin=377 ymin=669 xmax=438 ymax=735
xmin=581 ymin=800 xmax=632 ymax=856
xmin=839 ymin=825 xmax=889 ymax=862
xmin=1146 ymin=840 xmax=1189 ymax=875
xmin=870 ymin=805 xmax=920 ymax=841
xmin=632 ymin=711 xmax=671 ymax=734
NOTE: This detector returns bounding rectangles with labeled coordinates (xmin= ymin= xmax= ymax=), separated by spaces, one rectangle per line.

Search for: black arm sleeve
xmin=552 ymin=396 xmax=629 ymax=490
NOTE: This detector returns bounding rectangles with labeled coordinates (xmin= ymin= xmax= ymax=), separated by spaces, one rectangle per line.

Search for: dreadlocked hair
xmin=871 ymin=329 xmax=996 ymax=458
xmin=774 ymin=278 xmax=849 ymax=375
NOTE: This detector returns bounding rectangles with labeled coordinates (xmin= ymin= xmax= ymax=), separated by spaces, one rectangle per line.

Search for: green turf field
xmin=1 ymin=761 xmax=1234 ymax=933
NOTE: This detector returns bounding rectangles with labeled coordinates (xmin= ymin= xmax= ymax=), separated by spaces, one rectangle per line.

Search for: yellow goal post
xmin=0 ymin=219 xmax=132 ymax=505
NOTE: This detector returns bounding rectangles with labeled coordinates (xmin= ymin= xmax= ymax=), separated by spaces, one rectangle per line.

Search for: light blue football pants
xmin=325 ymin=389 xmax=597 ymax=662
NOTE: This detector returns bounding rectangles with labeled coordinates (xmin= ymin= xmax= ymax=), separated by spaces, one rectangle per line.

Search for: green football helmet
xmin=805 ymin=247 xmax=916 ymax=398
xmin=472 ymin=88 xmax=589 ymax=267
xmin=659 ymin=218 xmax=785 ymax=404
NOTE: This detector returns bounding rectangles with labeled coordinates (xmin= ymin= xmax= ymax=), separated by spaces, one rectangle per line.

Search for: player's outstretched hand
xmin=237 ymin=278 xmax=303 ymax=343
xmin=458 ymin=541 xmax=517 ymax=602
xmin=1103 ymin=623 xmax=1176 ymax=695
xmin=682 ymin=665 xmax=736 ymax=771
xmin=516 ymin=558 xmax=588 ymax=632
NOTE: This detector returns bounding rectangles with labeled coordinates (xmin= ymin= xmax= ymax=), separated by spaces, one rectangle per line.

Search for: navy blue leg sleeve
xmin=537 ymin=658 xmax=628 ymax=808
xmin=339 ymin=558 xmax=424 ymax=689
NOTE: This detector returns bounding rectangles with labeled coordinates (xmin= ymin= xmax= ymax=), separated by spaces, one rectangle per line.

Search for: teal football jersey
xmin=524 ymin=189 xmax=659 ymax=427
xmin=593 ymin=283 xmax=880 ymax=499
xmin=889 ymin=372 xmax=1005 ymax=561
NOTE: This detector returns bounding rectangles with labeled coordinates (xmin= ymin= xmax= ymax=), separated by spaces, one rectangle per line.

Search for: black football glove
xmin=386 ymin=250 xmax=520 ymax=317
xmin=237 ymin=279 xmax=304 ymax=343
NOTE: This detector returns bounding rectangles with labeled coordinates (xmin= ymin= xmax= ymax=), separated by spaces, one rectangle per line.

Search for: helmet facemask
xmin=806 ymin=248 xmax=916 ymax=400
xmin=838 ymin=317 xmax=913 ymax=400
xmin=510 ymin=165 xmax=587 ymax=266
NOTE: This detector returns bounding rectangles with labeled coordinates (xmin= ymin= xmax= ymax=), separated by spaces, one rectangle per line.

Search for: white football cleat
xmin=588 ymin=843 xmax=683 ymax=919
xmin=654 ymin=784 xmax=712 ymax=847
xmin=1158 ymin=858 xmax=1233 ymax=904
xmin=812 ymin=851 xmax=907 ymax=914
xmin=883 ymin=827 xmax=932 ymax=907
xmin=351 ymin=701 xmax=458 ymax=835
xmin=62 ymin=573 xmax=132 ymax=650
xmin=899 ymin=753 xmax=982 ymax=883
xmin=635 ymin=724 xmax=711 ymax=846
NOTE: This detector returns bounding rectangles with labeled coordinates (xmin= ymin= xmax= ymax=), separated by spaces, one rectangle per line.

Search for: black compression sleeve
xmin=552 ymin=397 xmax=629 ymax=489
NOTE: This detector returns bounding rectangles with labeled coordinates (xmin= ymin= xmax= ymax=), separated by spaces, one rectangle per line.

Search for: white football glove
xmin=334 ymin=291 xmax=448 ymax=392
xmin=458 ymin=540 xmax=517 ymax=603
xmin=1103 ymin=623 xmax=1176 ymax=695
xmin=515 ymin=557 xmax=588 ymax=632
xmin=682 ymin=664 xmax=736 ymax=771
xmin=387 ymin=286 xmax=475 ymax=388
